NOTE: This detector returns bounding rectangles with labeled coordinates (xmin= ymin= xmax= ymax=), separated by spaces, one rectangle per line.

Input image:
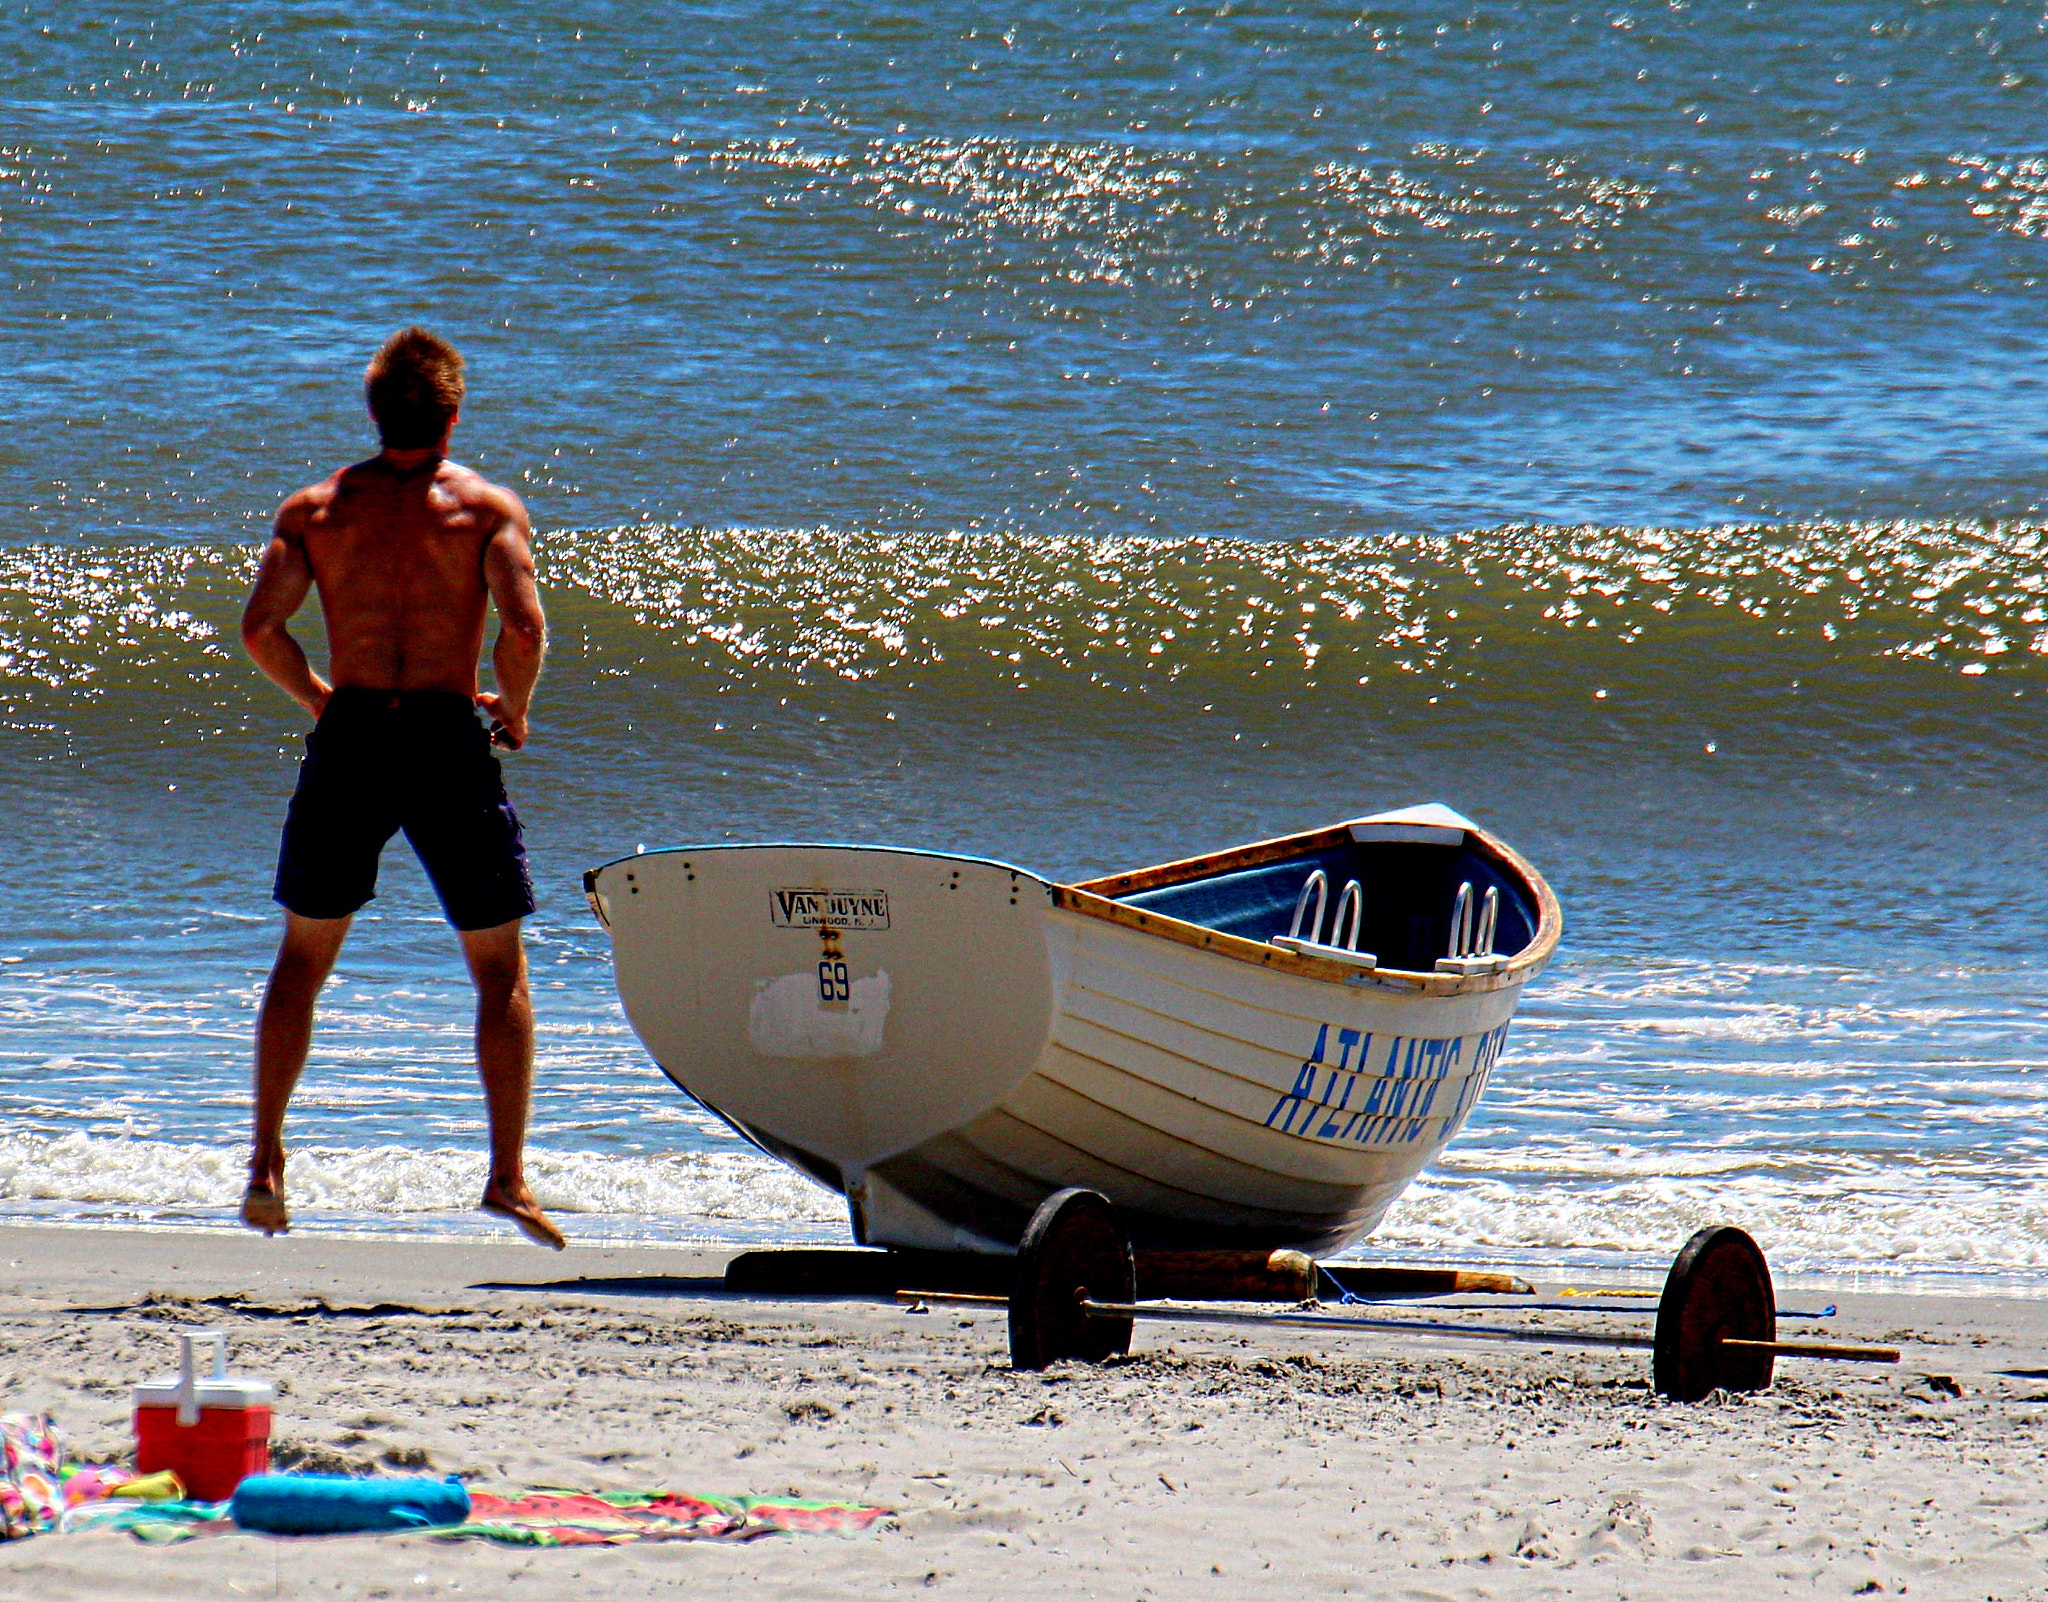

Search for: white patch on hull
xmin=747 ymin=970 xmax=892 ymax=1060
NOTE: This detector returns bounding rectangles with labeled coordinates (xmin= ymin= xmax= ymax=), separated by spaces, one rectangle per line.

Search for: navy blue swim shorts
xmin=273 ymin=688 xmax=537 ymax=932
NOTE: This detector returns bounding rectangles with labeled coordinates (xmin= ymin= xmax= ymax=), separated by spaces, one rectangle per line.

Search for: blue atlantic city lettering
xmin=1263 ymin=1021 xmax=1511 ymax=1148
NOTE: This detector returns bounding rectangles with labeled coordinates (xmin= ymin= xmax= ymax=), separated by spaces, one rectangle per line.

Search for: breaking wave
xmin=3 ymin=519 xmax=2044 ymax=759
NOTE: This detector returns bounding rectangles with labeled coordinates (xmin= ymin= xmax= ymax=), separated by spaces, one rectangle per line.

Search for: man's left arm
xmin=478 ymin=490 xmax=546 ymax=750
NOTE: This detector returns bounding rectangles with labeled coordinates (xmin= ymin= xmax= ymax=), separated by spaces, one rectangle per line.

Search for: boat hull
xmin=861 ymin=905 xmax=1519 ymax=1255
xmin=587 ymin=812 xmax=1553 ymax=1258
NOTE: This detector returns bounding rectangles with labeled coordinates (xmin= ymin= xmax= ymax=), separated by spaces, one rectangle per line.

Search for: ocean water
xmin=2 ymin=4 xmax=2046 ymax=1283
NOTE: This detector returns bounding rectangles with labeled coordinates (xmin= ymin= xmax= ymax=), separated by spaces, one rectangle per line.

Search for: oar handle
xmin=1720 ymin=1337 xmax=1899 ymax=1363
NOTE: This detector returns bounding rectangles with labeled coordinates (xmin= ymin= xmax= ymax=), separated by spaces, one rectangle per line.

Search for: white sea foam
xmin=3 ymin=1128 xmax=2045 ymax=1278
xmin=1379 ymin=1169 xmax=2048 ymax=1276
xmin=0 ymin=1132 xmax=844 ymax=1227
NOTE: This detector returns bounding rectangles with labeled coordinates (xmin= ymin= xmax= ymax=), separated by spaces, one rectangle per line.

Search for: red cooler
xmin=133 ymin=1331 xmax=274 ymax=1502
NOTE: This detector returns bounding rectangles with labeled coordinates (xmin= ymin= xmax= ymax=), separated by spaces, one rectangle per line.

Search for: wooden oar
xmin=896 ymin=1289 xmax=1898 ymax=1364
xmin=1072 ymin=1298 xmax=1899 ymax=1364
xmin=1721 ymin=1337 xmax=1901 ymax=1362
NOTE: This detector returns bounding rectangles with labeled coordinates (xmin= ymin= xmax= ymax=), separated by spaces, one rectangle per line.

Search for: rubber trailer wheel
xmin=1009 ymin=1188 xmax=1136 ymax=1371
xmin=1653 ymin=1225 xmax=1776 ymax=1402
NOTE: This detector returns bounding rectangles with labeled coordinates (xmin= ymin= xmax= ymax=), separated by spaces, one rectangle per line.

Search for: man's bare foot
xmin=241 ymin=1182 xmax=291 ymax=1236
xmin=481 ymin=1180 xmax=565 ymax=1250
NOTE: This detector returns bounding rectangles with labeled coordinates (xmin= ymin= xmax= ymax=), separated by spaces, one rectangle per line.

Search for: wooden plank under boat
xmin=582 ymin=804 xmax=1561 ymax=1257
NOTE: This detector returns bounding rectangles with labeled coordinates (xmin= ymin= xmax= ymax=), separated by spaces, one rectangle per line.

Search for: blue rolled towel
xmin=230 ymin=1474 xmax=472 ymax=1535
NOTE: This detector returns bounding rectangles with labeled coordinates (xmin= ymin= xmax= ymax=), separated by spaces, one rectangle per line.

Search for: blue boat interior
xmin=1116 ymin=838 xmax=1537 ymax=970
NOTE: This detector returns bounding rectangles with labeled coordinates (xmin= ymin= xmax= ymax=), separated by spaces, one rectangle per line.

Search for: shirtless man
xmin=238 ymin=326 xmax=564 ymax=1249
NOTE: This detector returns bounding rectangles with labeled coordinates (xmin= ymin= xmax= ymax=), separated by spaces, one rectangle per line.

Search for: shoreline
xmin=0 ymin=1221 xmax=2044 ymax=1599
xmin=2 ymin=1208 xmax=2042 ymax=1302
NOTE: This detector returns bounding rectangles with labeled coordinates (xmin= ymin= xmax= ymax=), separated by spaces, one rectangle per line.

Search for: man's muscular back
xmin=243 ymin=449 xmax=543 ymax=748
xmin=284 ymin=457 xmax=518 ymax=698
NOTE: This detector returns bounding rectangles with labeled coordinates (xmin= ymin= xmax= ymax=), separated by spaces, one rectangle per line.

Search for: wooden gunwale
xmin=1055 ymin=820 xmax=1563 ymax=996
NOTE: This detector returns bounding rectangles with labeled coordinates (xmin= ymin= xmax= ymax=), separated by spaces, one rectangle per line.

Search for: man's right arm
xmin=240 ymin=498 xmax=331 ymax=719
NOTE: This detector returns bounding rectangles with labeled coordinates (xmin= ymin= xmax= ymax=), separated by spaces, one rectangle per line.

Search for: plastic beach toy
xmin=60 ymin=1465 xmax=133 ymax=1505
xmin=230 ymin=1474 xmax=472 ymax=1535
xmin=104 ymin=1469 xmax=182 ymax=1501
xmin=132 ymin=1332 xmax=274 ymax=1502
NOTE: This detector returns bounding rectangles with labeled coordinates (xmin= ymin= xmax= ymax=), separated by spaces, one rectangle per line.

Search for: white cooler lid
xmin=134 ymin=1375 xmax=275 ymax=1409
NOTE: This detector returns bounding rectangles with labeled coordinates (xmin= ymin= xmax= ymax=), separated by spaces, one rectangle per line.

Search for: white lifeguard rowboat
xmin=583 ymin=804 xmax=1561 ymax=1258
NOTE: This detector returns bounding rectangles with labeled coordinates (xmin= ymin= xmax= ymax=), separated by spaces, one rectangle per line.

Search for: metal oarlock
xmin=1286 ymin=869 xmax=1329 ymax=944
xmin=1437 ymin=882 xmax=1506 ymax=975
xmin=1330 ymin=879 xmax=1364 ymax=953
xmin=1272 ymin=869 xmax=1378 ymax=968
xmin=973 ymin=1191 xmax=1899 ymax=1401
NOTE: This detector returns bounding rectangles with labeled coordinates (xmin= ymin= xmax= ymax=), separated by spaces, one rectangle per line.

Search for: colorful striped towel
xmin=59 ymin=1484 xmax=889 ymax=1546
xmin=439 ymin=1488 xmax=890 ymax=1546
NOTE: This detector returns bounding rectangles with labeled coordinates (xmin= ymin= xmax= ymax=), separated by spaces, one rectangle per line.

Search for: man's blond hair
xmin=364 ymin=327 xmax=465 ymax=450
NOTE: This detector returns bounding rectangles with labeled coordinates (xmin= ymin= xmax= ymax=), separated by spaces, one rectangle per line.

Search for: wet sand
xmin=0 ymin=1223 xmax=2042 ymax=1601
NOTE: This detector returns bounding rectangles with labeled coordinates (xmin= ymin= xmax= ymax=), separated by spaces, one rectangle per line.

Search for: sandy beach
xmin=0 ymin=1224 xmax=2038 ymax=1600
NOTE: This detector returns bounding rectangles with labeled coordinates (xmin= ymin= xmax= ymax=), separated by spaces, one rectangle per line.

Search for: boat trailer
xmin=895 ymin=1189 xmax=1901 ymax=1403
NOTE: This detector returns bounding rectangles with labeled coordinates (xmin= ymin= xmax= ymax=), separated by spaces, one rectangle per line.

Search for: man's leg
xmin=245 ymin=911 xmax=352 ymax=1235
xmin=460 ymin=918 xmax=564 ymax=1250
